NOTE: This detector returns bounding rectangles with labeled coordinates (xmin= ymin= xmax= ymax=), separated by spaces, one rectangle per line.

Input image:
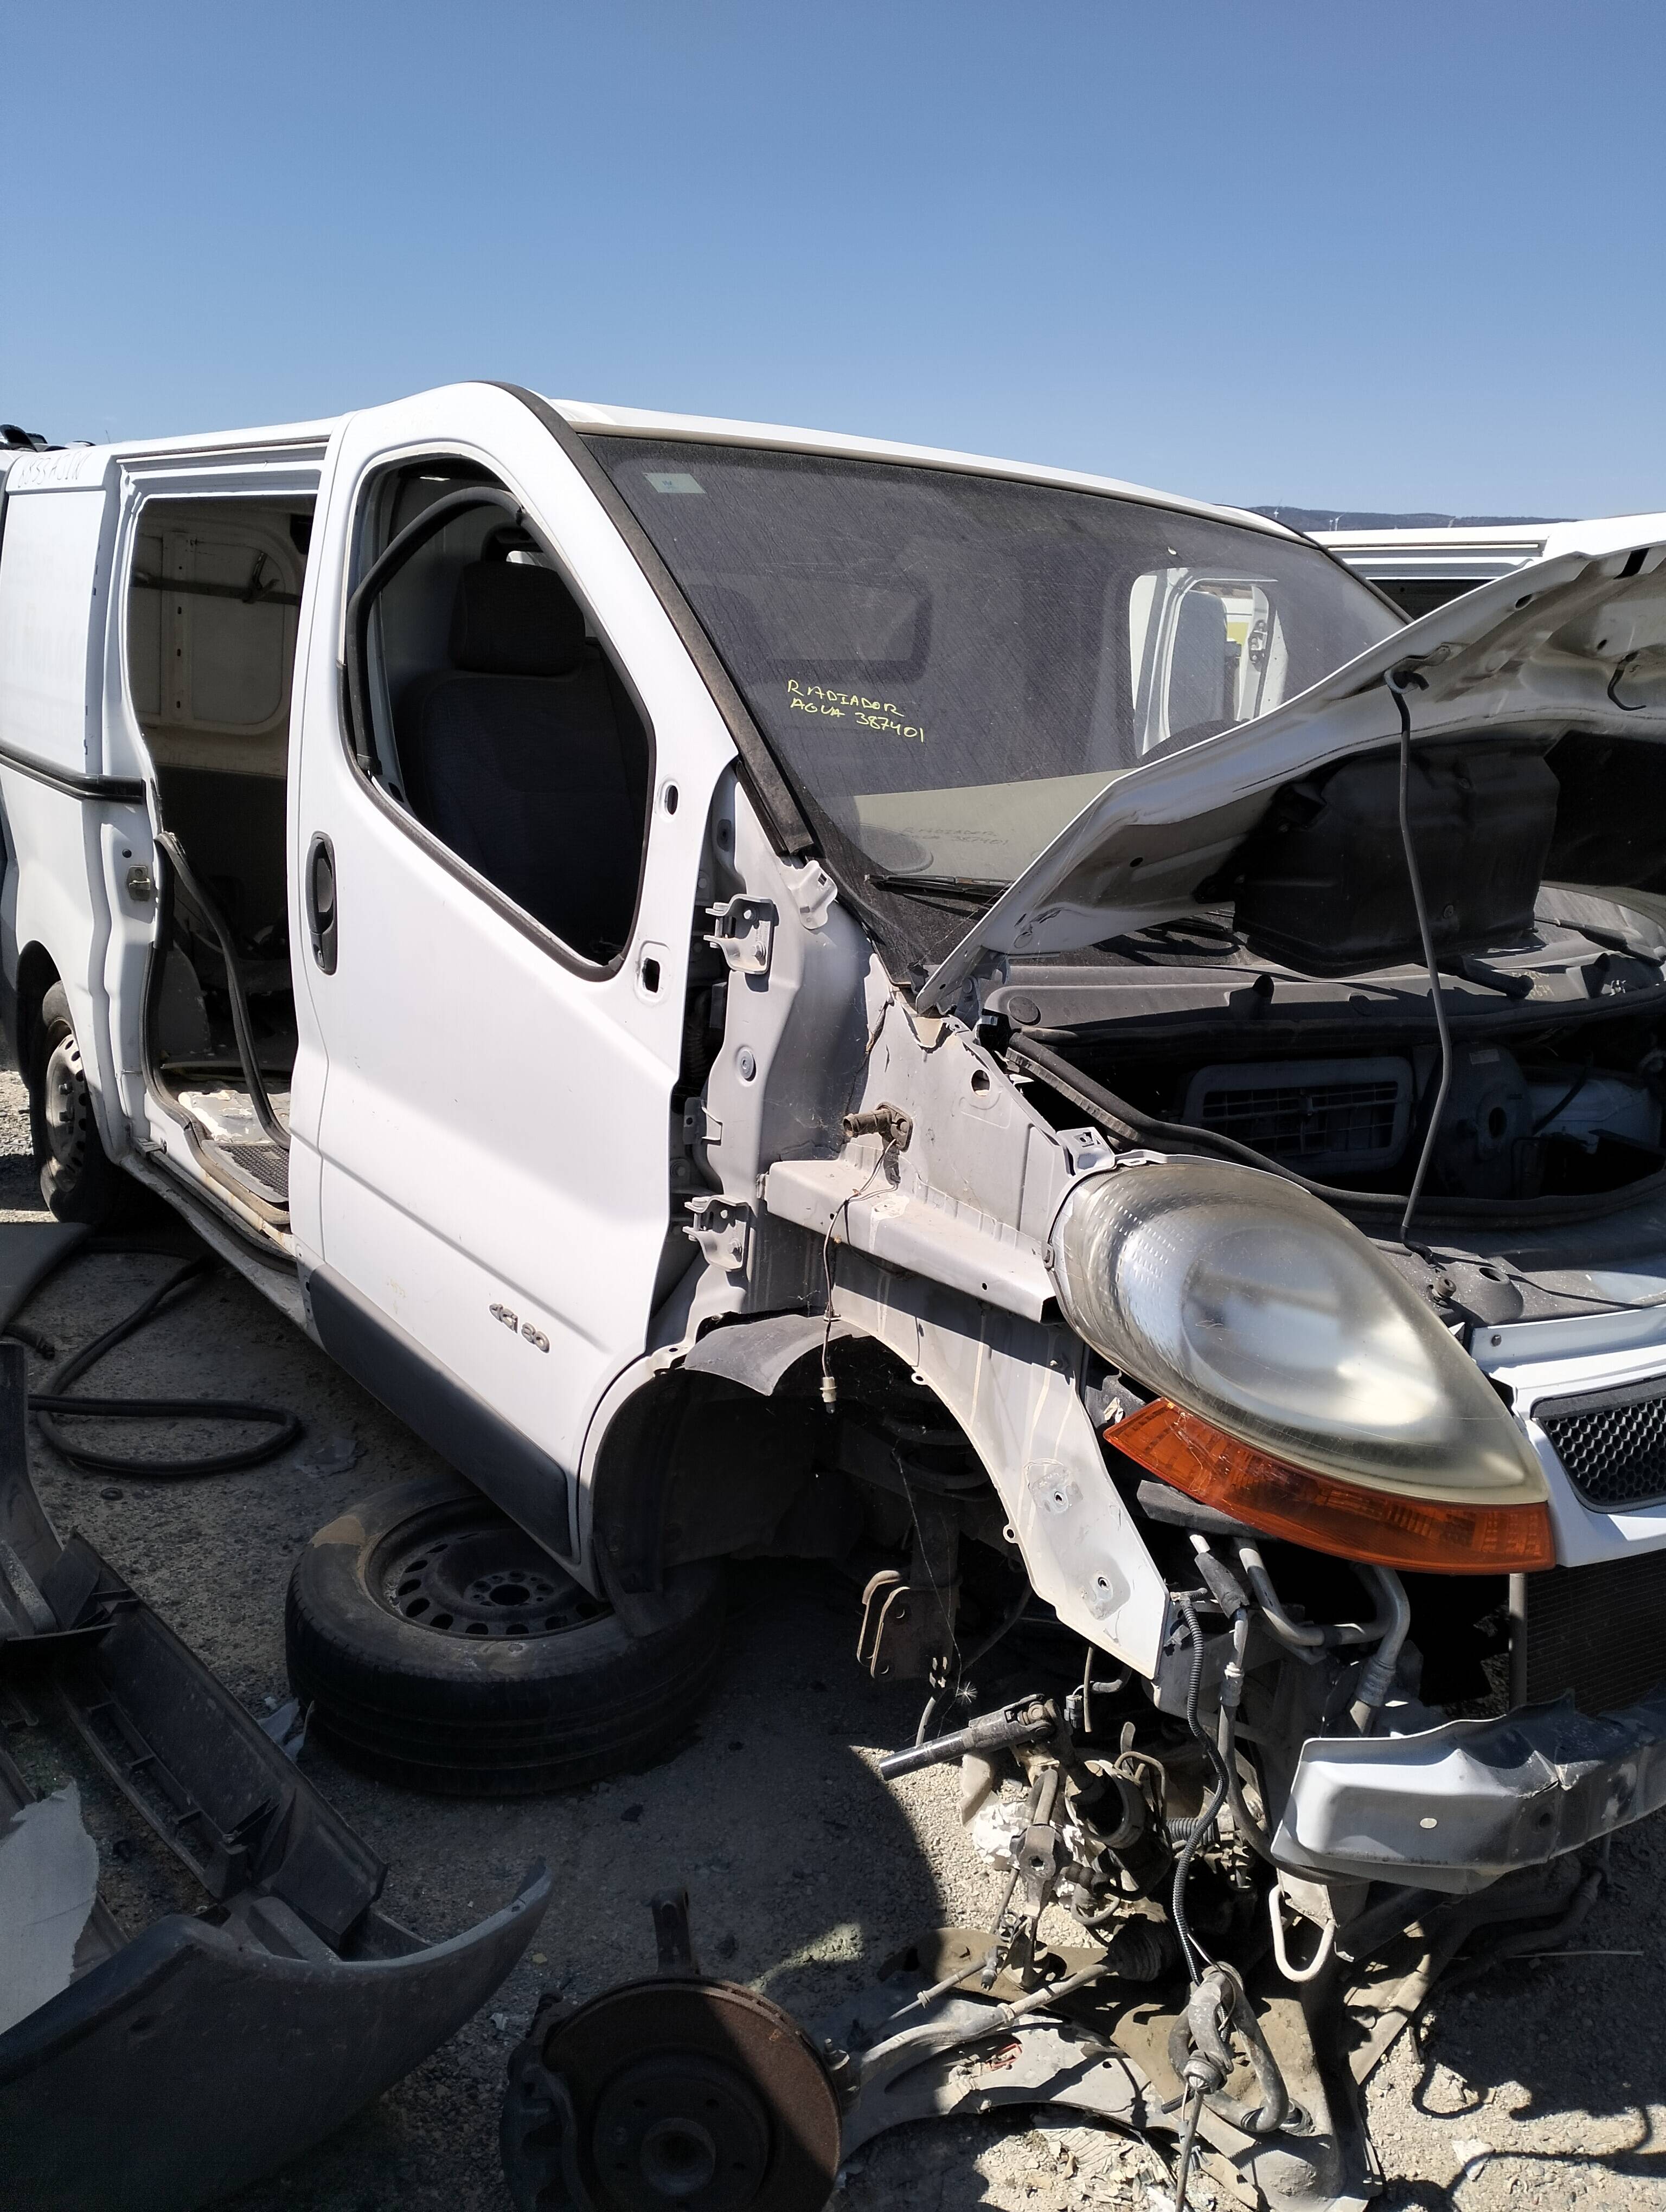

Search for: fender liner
xmin=681 ymin=1311 xmax=855 ymax=1393
xmin=590 ymin=1319 xmax=856 ymax=1634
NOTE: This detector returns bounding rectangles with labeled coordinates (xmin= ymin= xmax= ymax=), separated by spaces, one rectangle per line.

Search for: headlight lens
xmin=1051 ymin=1160 xmax=1545 ymax=1506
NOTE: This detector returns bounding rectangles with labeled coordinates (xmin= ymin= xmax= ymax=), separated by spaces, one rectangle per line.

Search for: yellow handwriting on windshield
xmin=786 ymin=679 xmax=925 ymax=741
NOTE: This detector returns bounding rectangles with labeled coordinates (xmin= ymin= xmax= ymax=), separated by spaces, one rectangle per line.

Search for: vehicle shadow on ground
xmin=1372 ymin=1812 xmax=1666 ymax=2208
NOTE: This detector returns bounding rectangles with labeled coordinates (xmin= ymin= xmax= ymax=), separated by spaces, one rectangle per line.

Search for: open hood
xmin=917 ymin=537 xmax=1666 ymax=1015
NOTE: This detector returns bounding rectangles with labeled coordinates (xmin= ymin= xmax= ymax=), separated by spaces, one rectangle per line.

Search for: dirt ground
xmin=3 ymin=1065 xmax=1665 ymax=2211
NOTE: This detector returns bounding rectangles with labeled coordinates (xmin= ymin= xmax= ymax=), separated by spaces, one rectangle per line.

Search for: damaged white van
xmin=6 ymin=387 xmax=1666 ymax=2204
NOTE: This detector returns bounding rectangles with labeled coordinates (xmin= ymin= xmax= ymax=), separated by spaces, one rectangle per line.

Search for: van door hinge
xmin=703 ymin=896 xmax=776 ymax=976
xmin=684 ymin=1194 xmax=751 ymax=1272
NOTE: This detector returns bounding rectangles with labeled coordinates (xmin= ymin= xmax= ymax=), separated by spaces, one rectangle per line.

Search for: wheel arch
xmin=585 ymin=1361 xmax=826 ymax=1635
xmin=582 ymin=1315 xmax=998 ymax=1637
xmin=13 ymin=939 xmax=59 ymax=1086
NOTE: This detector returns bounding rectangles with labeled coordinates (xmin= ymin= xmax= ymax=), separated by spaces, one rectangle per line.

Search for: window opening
xmin=584 ymin=438 xmax=1399 ymax=972
xmin=347 ymin=459 xmax=652 ymax=968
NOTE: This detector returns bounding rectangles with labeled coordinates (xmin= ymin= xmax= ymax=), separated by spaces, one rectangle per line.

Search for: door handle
xmin=306 ymin=833 xmax=338 ymax=973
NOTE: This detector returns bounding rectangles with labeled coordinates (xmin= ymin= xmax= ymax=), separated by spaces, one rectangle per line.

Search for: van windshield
xmin=585 ymin=438 xmax=1399 ymax=894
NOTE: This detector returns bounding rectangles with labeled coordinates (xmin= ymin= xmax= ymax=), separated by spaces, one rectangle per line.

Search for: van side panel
xmin=0 ymin=483 xmax=126 ymax=1133
xmin=0 ymin=488 xmax=110 ymax=775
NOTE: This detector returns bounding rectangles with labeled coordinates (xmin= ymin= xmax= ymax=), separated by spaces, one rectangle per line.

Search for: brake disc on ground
xmin=501 ymin=1893 xmax=841 ymax=2212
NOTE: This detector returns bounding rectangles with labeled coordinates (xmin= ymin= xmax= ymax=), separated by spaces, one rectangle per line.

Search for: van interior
xmin=129 ymin=495 xmax=311 ymax=1220
xmin=358 ymin=462 xmax=651 ymax=964
xmin=127 ymin=469 xmax=652 ymax=1229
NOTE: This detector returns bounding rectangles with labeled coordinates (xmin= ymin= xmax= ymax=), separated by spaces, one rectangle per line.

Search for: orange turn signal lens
xmin=1108 ymin=1398 xmax=1555 ymax=1575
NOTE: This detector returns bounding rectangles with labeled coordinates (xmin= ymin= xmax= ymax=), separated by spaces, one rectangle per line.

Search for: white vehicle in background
xmin=5 ymin=396 xmax=1666 ymax=2209
xmin=1310 ymin=510 xmax=1666 ymax=619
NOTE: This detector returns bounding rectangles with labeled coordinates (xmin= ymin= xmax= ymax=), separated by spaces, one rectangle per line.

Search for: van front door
xmin=290 ymin=385 xmax=732 ymax=1566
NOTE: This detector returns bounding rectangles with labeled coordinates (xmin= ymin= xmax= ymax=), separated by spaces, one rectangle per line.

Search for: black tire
xmin=286 ymin=1473 xmax=725 ymax=1795
xmin=30 ymin=980 xmax=122 ymax=1224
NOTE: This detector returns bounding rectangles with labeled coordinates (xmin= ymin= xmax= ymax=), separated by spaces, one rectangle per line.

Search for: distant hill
xmin=1251 ymin=507 xmax=1567 ymax=531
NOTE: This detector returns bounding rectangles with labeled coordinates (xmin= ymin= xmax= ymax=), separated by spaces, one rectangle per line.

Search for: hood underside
xmin=918 ymin=538 xmax=1666 ymax=1013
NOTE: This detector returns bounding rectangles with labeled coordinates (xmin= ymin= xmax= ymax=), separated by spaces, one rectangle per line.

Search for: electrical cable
xmin=1385 ymin=667 xmax=1454 ymax=1251
xmin=1171 ymin=1764 xmax=1228 ymax=1986
xmin=912 ymin=1572 xmax=1037 ymax=1746
xmin=1173 ymin=2082 xmax=1207 ymax=2212
xmin=20 ymin=1251 xmax=302 ymax=1477
xmin=1171 ymin=1596 xmax=1228 ymax=1981
xmin=818 ymin=1136 xmax=896 ymax=1409
xmin=960 ymin=1576 xmax=1036 ymax=1678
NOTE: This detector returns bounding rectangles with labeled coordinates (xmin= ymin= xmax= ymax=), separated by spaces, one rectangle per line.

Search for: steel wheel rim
xmin=374 ymin=1505 xmax=606 ymax=1640
xmin=42 ymin=1033 xmax=89 ymax=1171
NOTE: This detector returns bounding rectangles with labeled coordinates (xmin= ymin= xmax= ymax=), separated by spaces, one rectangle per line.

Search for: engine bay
xmin=991 ymin=888 xmax=1666 ymax=1212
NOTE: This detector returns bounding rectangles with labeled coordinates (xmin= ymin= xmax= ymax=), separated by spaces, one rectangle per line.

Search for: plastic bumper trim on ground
xmin=0 ymin=1318 xmax=551 ymax=2212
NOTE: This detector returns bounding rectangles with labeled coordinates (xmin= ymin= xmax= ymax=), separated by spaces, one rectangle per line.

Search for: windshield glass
xmin=585 ymin=438 xmax=1400 ymax=891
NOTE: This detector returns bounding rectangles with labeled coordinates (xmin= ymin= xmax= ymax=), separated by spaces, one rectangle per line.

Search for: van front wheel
xmin=285 ymin=1474 xmax=725 ymax=1795
xmin=30 ymin=982 xmax=121 ymax=1224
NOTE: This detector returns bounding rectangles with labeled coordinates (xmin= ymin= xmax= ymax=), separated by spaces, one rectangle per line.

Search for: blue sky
xmin=3 ymin=2 xmax=1662 ymax=516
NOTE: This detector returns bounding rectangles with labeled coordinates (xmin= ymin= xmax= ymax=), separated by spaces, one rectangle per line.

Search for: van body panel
xmin=292 ymin=385 xmax=741 ymax=1513
xmin=0 ymin=483 xmax=113 ymax=779
xmin=0 ymin=474 xmax=138 ymax=1154
xmin=305 ymin=1265 xmax=574 ymax=1560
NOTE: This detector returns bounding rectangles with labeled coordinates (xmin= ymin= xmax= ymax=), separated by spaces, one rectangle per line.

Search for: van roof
xmin=0 ymin=384 xmax=1305 ymax=545
xmin=0 ymin=415 xmax=338 ymax=491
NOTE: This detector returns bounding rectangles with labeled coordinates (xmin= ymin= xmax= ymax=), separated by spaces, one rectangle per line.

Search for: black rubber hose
xmin=1170 ymin=1596 xmax=1229 ymax=1981
xmin=1216 ymin=1702 xmax=1277 ymax=1866
xmin=29 ymin=1256 xmax=302 ymax=1477
xmin=154 ymin=829 xmax=290 ymax=1154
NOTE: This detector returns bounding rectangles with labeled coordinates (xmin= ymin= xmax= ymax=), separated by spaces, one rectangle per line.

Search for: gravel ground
xmin=4 ymin=1067 xmax=1666 ymax=2209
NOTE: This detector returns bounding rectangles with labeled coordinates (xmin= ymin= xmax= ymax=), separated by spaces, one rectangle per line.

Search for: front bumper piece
xmin=1274 ymin=1687 xmax=1666 ymax=1893
xmin=0 ymin=1339 xmax=549 ymax=2212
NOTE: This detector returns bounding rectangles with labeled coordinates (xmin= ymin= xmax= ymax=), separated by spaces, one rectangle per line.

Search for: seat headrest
xmin=450 ymin=561 xmax=587 ymax=677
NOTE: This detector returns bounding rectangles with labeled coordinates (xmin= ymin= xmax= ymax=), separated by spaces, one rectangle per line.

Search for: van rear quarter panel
xmin=0 ymin=478 xmax=123 ymax=1123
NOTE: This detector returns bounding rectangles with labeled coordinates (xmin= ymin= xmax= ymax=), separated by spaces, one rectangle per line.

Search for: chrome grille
xmin=1536 ymin=1376 xmax=1666 ymax=1510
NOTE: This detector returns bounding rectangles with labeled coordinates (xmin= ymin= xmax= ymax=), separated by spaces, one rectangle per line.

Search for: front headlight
xmin=1052 ymin=1160 xmax=1546 ymax=1509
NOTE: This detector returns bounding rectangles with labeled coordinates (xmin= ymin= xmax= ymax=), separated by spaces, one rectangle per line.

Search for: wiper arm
xmin=1437 ymin=953 xmax=1534 ymax=1000
xmin=1560 ymin=918 xmax=1665 ymax=965
xmin=867 ymin=871 xmax=1008 ymax=903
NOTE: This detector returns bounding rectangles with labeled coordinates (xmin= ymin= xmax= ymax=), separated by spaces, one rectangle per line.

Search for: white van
xmin=6 ymin=388 xmax=1666 ymax=2201
xmin=1314 ymin=511 xmax=1666 ymax=619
